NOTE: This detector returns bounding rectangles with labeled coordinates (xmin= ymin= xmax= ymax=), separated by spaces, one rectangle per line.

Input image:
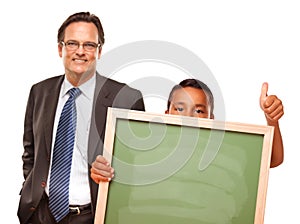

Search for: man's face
xmin=166 ymin=87 xmax=213 ymax=119
xmin=58 ymin=22 xmax=101 ymax=83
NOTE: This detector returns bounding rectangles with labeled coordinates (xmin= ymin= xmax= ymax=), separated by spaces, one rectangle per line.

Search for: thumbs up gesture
xmin=260 ymin=82 xmax=284 ymax=124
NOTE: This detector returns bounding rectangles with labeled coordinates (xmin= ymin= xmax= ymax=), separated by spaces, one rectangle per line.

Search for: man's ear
xmin=58 ymin=43 xmax=63 ymax=58
xmin=97 ymin=47 xmax=102 ymax=59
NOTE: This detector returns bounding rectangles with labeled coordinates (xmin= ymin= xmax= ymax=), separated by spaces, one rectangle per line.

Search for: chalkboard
xmin=95 ymin=108 xmax=274 ymax=224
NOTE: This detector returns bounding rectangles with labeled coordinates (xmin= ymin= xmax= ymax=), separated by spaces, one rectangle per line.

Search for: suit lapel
xmin=44 ymin=76 xmax=64 ymax=157
xmin=88 ymin=74 xmax=112 ymax=164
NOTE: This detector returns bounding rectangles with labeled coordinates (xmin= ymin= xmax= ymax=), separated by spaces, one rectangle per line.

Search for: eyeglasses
xmin=61 ymin=40 xmax=100 ymax=51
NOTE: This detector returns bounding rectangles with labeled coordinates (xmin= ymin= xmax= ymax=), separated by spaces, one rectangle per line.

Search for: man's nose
xmin=76 ymin=44 xmax=85 ymax=53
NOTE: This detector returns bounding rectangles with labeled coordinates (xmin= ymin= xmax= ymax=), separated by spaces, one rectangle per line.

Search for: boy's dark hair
xmin=57 ymin=12 xmax=105 ymax=46
xmin=167 ymin=78 xmax=214 ymax=116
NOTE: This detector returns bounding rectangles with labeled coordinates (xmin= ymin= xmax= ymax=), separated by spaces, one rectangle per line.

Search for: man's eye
xmin=85 ymin=43 xmax=96 ymax=47
xmin=67 ymin=42 xmax=78 ymax=46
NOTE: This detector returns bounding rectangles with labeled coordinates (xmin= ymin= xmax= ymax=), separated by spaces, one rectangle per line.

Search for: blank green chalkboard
xmin=95 ymin=108 xmax=274 ymax=224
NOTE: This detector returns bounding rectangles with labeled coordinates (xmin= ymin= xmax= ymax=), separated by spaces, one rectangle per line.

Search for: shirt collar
xmin=62 ymin=74 xmax=96 ymax=100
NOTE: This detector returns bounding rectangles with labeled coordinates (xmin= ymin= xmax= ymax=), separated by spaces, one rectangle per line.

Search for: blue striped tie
xmin=49 ymin=87 xmax=81 ymax=222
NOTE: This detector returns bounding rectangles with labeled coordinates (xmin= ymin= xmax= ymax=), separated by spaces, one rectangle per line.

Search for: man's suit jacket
xmin=17 ymin=73 xmax=145 ymax=224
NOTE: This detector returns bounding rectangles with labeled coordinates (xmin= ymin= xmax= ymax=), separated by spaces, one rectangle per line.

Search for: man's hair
xmin=167 ymin=78 xmax=215 ymax=116
xmin=57 ymin=11 xmax=105 ymax=45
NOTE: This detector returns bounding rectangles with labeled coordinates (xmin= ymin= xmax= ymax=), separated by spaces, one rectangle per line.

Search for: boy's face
xmin=166 ymin=87 xmax=213 ymax=119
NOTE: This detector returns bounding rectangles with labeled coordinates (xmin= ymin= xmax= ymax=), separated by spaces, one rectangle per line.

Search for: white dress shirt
xmin=45 ymin=74 xmax=95 ymax=205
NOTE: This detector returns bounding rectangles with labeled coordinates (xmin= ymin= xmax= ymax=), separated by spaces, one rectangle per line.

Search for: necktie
xmin=49 ymin=87 xmax=81 ymax=222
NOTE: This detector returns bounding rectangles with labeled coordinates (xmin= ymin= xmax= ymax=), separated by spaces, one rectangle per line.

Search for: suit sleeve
xmin=22 ymin=86 xmax=35 ymax=181
xmin=131 ymin=89 xmax=145 ymax=112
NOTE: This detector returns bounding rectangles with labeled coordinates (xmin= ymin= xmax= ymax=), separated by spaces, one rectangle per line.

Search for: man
xmin=18 ymin=12 xmax=145 ymax=224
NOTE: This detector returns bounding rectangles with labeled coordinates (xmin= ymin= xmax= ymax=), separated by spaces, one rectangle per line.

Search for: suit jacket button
xmin=30 ymin=207 xmax=36 ymax=211
xmin=41 ymin=181 xmax=46 ymax=188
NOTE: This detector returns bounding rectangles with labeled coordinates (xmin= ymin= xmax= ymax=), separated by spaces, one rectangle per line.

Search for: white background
xmin=1 ymin=0 xmax=298 ymax=223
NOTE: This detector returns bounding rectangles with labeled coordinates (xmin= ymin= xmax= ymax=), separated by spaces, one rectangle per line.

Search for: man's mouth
xmin=72 ymin=58 xmax=88 ymax=62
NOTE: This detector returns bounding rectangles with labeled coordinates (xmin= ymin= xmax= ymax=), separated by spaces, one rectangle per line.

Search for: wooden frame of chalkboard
xmin=95 ymin=107 xmax=274 ymax=224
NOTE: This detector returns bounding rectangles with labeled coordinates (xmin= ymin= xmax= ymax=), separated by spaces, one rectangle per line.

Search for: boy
xmin=164 ymin=79 xmax=284 ymax=168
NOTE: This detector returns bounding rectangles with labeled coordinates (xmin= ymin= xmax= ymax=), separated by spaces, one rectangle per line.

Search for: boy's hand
xmin=260 ymin=82 xmax=284 ymax=124
xmin=90 ymin=155 xmax=114 ymax=184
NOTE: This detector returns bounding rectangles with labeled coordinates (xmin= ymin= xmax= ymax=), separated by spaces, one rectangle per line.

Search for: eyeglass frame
xmin=60 ymin=40 xmax=101 ymax=51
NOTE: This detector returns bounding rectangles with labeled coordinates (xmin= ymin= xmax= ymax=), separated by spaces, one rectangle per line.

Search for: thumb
xmin=260 ymin=82 xmax=269 ymax=109
xmin=260 ymin=82 xmax=268 ymax=107
xmin=261 ymin=82 xmax=268 ymax=98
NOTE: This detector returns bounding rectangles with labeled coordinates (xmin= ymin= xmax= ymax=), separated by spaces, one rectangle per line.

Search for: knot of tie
xmin=68 ymin=87 xmax=81 ymax=99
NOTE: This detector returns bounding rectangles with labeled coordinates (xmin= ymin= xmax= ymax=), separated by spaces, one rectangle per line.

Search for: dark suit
xmin=17 ymin=73 xmax=145 ymax=224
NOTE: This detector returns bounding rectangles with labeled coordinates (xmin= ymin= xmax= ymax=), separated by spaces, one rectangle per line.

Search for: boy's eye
xmin=175 ymin=107 xmax=184 ymax=112
xmin=195 ymin=109 xmax=204 ymax=114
